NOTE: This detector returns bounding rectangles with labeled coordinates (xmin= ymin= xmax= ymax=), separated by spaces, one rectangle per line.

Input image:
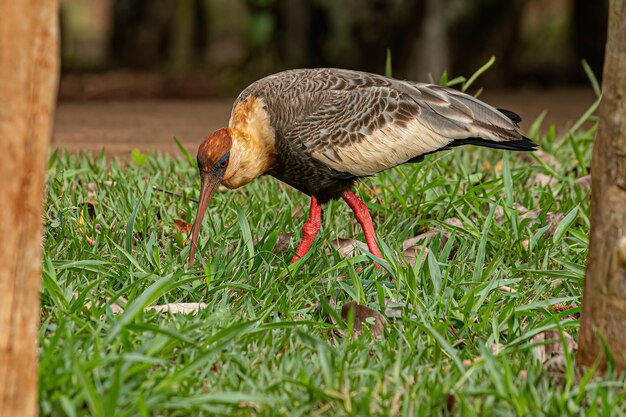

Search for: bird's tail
xmin=447 ymin=136 xmax=537 ymax=152
xmin=447 ymin=108 xmax=537 ymax=152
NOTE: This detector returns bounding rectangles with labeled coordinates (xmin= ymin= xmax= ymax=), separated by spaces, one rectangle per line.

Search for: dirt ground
xmin=51 ymin=88 xmax=596 ymax=158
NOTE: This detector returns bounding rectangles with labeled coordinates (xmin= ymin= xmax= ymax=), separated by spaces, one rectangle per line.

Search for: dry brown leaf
xmin=529 ymin=173 xmax=558 ymax=188
xmin=552 ymin=303 xmax=580 ymax=319
xmin=490 ymin=203 xmax=565 ymax=239
xmin=341 ymin=301 xmax=387 ymax=338
xmin=516 ymin=209 xmax=564 ymax=237
xmin=274 ymin=232 xmax=292 ymax=253
xmin=519 ymin=150 xmax=562 ymax=170
xmin=291 ymin=203 xmax=304 ymax=219
xmin=402 ymin=230 xmax=451 ymax=251
xmin=402 ymin=245 xmax=429 ymax=267
xmin=86 ymin=182 xmax=97 ymax=198
xmin=545 ymin=212 xmax=566 ymax=236
xmin=365 ymin=187 xmax=383 ymax=196
xmin=85 ymin=235 xmax=95 ymax=246
xmin=173 ymin=218 xmax=193 ymax=235
xmin=519 ymin=209 xmax=542 ymax=220
xmin=383 ymin=299 xmax=420 ymax=319
xmin=550 ymin=279 xmax=564 ymax=289
xmin=330 ymin=238 xmax=368 ymax=258
xmin=75 ymin=292 xmax=126 ymax=315
xmin=145 ymin=302 xmax=207 ymax=315
xmin=575 ymin=175 xmax=591 ymax=190
xmin=531 ymin=330 xmax=577 ymax=373
xmin=443 ymin=217 xmax=463 ymax=229
xmin=493 ymin=203 xmax=531 ymax=223
xmin=498 ymin=285 xmax=517 ymax=293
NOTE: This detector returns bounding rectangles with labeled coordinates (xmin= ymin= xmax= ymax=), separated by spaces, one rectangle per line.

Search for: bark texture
xmin=0 ymin=1 xmax=59 ymax=416
xmin=579 ymin=0 xmax=626 ymax=373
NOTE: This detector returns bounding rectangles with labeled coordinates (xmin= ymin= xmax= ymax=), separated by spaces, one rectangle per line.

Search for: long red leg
xmin=342 ymin=190 xmax=384 ymax=260
xmin=290 ymin=196 xmax=323 ymax=263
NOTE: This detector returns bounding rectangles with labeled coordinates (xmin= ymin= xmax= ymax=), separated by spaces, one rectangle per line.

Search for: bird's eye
xmin=220 ymin=159 xmax=228 ymax=168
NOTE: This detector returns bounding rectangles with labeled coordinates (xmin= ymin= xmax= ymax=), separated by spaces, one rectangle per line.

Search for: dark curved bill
xmin=187 ymin=172 xmax=221 ymax=267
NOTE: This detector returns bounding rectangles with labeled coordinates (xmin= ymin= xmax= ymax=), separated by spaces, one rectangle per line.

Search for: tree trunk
xmin=0 ymin=1 xmax=59 ymax=416
xmin=578 ymin=0 xmax=626 ymax=373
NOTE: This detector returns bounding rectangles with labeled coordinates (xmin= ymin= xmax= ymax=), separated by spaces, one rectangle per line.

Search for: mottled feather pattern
xmin=232 ymin=68 xmax=534 ymax=199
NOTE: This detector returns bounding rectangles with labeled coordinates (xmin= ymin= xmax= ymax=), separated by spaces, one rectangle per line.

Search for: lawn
xmin=40 ymin=94 xmax=626 ymax=415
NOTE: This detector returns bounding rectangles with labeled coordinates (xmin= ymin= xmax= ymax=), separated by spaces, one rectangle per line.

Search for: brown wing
xmin=238 ymin=69 xmax=529 ymax=176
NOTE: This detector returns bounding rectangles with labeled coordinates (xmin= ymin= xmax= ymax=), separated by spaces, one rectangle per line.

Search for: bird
xmin=187 ymin=68 xmax=536 ymax=266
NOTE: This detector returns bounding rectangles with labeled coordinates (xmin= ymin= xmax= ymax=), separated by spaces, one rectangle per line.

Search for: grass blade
xmin=173 ymin=136 xmax=196 ymax=168
xmin=462 ymin=56 xmax=496 ymax=92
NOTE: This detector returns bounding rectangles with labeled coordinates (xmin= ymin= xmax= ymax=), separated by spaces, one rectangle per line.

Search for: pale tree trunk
xmin=0 ymin=1 xmax=59 ymax=416
xmin=579 ymin=0 xmax=626 ymax=373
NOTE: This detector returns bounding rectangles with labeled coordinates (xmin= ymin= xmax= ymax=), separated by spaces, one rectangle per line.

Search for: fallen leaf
xmin=530 ymin=330 xmax=577 ymax=374
xmin=85 ymin=236 xmax=95 ymax=246
xmin=498 ymin=285 xmax=517 ymax=293
xmin=552 ymin=303 xmax=580 ymax=319
xmin=365 ymin=187 xmax=383 ymax=196
xmin=519 ymin=150 xmax=561 ymax=170
xmin=383 ymin=299 xmax=421 ymax=320
xmin=443 ymin=217 xmax=463 ymax=229
xmin=274 ymin=232 xmax=292 ymax=253
xmin=174 ymin=218 xmax=192 ymax=235
xmin=402 ymin=229 xmax=451 ymax=251
xmin=402 ymin=245 xmax=429 ymax=267
xmin=575 ymin=175 xmax=591 ymax=190
xmin=493 ymin=203 xmax=531 ymax=223
xmin=550 ymin=279 xmax=563 ymax=289
xmin=77 ymin=292 xmax=126 ymax=315
xmin=291 ymin=203 xmax=304 ymax=219
xmin=145 ymin=302 xmax=207 ymax=315
xmin=330 ymin=238 xmax=368 ymax=258
xmin=86 ymin=182 xmax=97 ymax=198
xmin=490 ymin=204 xmax=565 ymax=238
xmin=341 ymin=301 xmax=387 ymax=338
xmin=529 ymin=173 xmax=558 ymax=187
xmin=519 ymin=209 xmax=542 ymax=220
xmin=545 ymin=212 xmax=566 ymax=236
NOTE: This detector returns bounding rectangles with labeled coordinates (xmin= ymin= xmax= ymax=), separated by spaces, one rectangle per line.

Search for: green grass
xmin=40 ymin=107 xmax=626 ymax=416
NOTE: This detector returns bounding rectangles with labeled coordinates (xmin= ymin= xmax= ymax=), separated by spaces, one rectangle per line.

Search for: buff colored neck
xmin=221 ymin=96 xmax=276 ymax=189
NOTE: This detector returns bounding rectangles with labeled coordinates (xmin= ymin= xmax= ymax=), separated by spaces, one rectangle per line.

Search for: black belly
xmin=267 ymin=154 xmax=358 ymax=203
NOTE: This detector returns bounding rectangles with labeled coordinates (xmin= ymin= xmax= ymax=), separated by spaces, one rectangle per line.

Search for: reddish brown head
xmin=188 ymin=128 xmax=233 ymax=266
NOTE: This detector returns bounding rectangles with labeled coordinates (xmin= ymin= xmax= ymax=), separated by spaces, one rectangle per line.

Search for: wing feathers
xmin=240 ymin=69 xmax=534 ymax=177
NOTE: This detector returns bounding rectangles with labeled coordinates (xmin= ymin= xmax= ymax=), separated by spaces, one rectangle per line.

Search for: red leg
xmin=291 ymin=196 xmax=323 ymax=263
xmin=342 ymin=190 xmax=384 ymax=260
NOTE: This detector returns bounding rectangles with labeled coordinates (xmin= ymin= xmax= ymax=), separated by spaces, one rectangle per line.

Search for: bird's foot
xmin=291 ymin=196 xmax=323 ymax=264
xmin=342 ymin=190 xmax=384 ymax=267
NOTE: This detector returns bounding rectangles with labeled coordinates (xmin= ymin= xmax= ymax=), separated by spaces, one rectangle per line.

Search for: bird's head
xmin=188 ymin=128 xmax=233 ymax=265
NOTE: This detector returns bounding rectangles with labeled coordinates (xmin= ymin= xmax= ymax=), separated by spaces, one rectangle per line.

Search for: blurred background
xmin=53 ymin=0 xmax=608 ymax=154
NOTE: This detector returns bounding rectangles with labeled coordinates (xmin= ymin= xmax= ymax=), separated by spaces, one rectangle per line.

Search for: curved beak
xmin=187 ymin=171 xmax=222 ymax=266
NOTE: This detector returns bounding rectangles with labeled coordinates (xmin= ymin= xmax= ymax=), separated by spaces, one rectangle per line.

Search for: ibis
xmin=187 ymin=68 xmax=536 ymax=265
